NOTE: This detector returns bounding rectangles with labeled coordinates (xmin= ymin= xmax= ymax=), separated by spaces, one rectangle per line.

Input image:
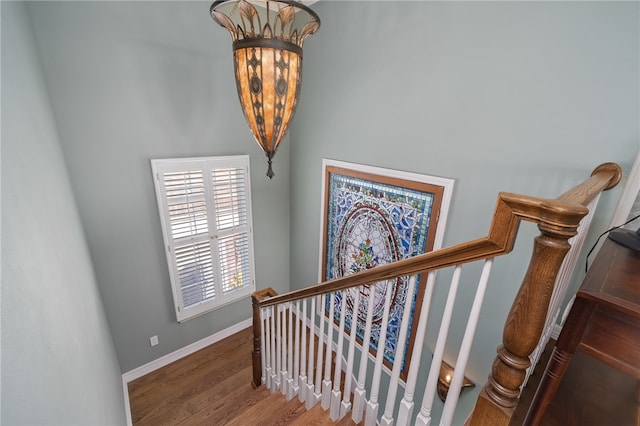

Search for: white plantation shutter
xmin=210 ymin=166 xmax=253 ymax=296
xmin=175 ymin=241 xmax=215 ymax=307
xmin=151 ymin=156 xmax=255 ymax=322
xmin=218 ymin=233 xmax=251 ymax=293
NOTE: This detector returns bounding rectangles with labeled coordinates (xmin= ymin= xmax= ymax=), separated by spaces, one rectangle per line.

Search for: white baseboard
xmin=123 ymin=377 xmax=133 ymax=426
xmin=121 ymin=318 xmax=252 ymax=425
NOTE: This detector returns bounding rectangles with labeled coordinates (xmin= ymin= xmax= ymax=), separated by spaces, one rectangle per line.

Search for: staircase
xmin=225 ymin=390 xmax=359 ymax=426
xmin=250 ymin=163 xmax=622 ymax=426
xmin=128 ymin=326 xmax=357 ymax=425
xmin=129 ymin=163 xmax=621 ymax=425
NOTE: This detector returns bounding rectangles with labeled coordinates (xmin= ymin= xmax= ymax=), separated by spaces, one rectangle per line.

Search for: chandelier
xmin=210 ymin=0 xmax=320 ymax=178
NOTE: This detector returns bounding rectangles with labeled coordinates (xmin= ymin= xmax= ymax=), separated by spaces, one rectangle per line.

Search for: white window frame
xmin=151 ymin=155 xmax=256 ymax=322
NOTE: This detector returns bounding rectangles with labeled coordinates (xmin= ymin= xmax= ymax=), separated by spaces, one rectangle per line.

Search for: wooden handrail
xmin=250 ymin=161 xmax=622 ymax=424
xmin=256 ymin=163 xmax=620 ymax=309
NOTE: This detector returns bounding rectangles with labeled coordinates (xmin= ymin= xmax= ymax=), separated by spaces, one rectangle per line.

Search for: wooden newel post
xmin=468 ymin=222 xmax=582 ymax=425
xmin=467 ymin=164 xmax=621 ymax=425
xmin=250 ymin=293 xmax=261 ymax=389
xmin=251 ymin=288 xmax=278 ymax=389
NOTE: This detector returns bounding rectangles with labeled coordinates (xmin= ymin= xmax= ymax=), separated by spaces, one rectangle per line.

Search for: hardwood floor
xmin=127 ymin=327 xmax=356 ymax=425
xmin=129 ymin=327 xmax=639 ymax=425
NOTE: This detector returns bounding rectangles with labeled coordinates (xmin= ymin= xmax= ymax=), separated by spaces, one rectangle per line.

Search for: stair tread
xmin=223 ymin=388 xmax=306 ymax=426
xmin=129 ymin=327 xmax=364 ymax=425
xmin=287 ymin=399 xmax=360 ymax=426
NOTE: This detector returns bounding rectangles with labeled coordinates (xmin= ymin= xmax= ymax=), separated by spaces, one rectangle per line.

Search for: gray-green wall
xmin=4 ymin=1 xmax=638 ymax=422
xmin=290 ymin=0 xmax=639 ymax=415
xmin=26 ymin=1 xmax=292 ymax=373
xmin=1 ymin=2 xmax=126 ymax=424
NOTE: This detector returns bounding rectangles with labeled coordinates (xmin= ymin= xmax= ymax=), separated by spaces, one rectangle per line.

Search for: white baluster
xmin=441 ymin=259 xmax=493 ymax=426
xmin=415 ymin=266 xmax=462 ymax=426
xmin=264 ymin=307 xmax=272 ymax=390
xmin=398 ymin=271 xmax=437 ymax=425
xmin=281 ymin=304 xmax=288 ymax=396
xmin=341 ymin=288 xmax=361 ymax=419
xmin=299 ymin=298 xmax=308 ymax=403
xmin=322 ymin=292 xmax=335 ymax=410
xmin=260 ymin=307 xmax=267 ymax=386
xmin=330 ymin=291 xmax=349 ymax=420
xmin=286 ymin=302 xmax=294 ymax=399
xmin=380 ymin=275 xmax=418 ymax=426
xmin=352 ymin=283 xmax=377 ymax=424
xmin=292 ymin=300 xmax=301 ymax=399
xmin=365 ymin=281 xmax=394 ymax=426
xmin=314 ymin=295 xmax=326 ymax=404
xmin=306 ymin=296 xmax=318 ymax=409
xmin=271 ymin=305 xmax=280 ymax=392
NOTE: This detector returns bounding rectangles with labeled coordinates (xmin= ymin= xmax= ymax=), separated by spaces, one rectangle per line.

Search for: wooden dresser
xmin=525 ymin=237 xmax=640 ymax=425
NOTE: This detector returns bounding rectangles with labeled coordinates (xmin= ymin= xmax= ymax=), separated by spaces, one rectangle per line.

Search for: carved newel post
xmin=474 ymin=228 xmax=578 ymax=424
xmin=251 ymin=288 xmax=278 ymax=388
xmin=467 ymin=163 xmax=621 ymax=425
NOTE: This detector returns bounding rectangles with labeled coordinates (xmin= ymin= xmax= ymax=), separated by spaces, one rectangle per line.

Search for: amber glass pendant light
xmin=210 ymin=0 xmax=320 ymax=178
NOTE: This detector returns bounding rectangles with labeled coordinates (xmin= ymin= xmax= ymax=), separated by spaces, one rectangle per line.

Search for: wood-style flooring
xmin=128 ymin=327 xmax=639 ymax=425
xmin=127 ymin=327 xmax=356 ymax=425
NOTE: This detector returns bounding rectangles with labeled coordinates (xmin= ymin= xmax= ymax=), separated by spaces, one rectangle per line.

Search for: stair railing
xmin=251 ymin=163 xmax=621 ymax=426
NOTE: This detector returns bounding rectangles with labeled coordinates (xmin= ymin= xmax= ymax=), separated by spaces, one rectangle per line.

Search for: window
xmin=151 ymin=156 xmax=255 ymax=322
